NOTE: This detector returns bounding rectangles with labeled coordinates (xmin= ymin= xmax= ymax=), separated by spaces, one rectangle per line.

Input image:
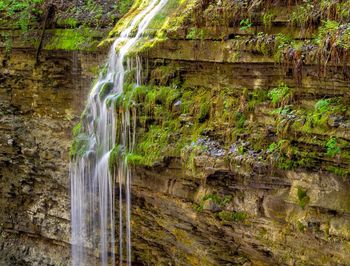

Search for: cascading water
xmin=70 ymin=0 xmax=168 ymax=265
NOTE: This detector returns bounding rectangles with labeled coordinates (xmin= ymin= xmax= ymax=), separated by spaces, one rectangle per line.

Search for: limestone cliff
xmin=0 ymin=2 xmax=111 ymax=263
xmin=1 ymin=0 xmax=350 ymax=265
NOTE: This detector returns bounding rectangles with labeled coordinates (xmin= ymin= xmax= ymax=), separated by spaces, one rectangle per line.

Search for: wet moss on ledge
xmin=104 ymin=61 xmax=349 ymax=177
xmin=44 ymin=28 xmax=103 ymax=51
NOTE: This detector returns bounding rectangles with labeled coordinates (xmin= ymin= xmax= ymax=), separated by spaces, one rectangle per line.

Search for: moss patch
xmin=44 ymin=28 xmax=101 ymax=51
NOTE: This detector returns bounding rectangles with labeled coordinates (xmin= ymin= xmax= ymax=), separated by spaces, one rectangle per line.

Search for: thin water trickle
xmin=70 ymin=0 xmax=168 ymax=265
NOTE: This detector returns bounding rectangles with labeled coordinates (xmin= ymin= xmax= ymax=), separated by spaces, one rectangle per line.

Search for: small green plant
xmin=235 ymin=112 xmax=246 ymax=129
xmin=290 ymin=3 xmax=313 ymax=28
xmin=263 ymin=11 xmax=275 ymax=29
xmin=238 ymin=145 xmax=245 ymax=155
xmin=197 ymin=100 xmax=210 ymax=123
xmin=268 ymin=83 xmax=291 ymax=106
xmin=193 ymin=194 xmax=233 ymax=213
xmin=267 ymin=139 xmax=312 ymax=170
xmin=268 ymin=142 xmax=277 ymax=153
xmin=4 ymin=33 xmax=13 ymax=55
xmin=316 ymin=20 xmax=340 ymax=45
xmin=326 ymin=166 xmax=349 ymax=177
xmin=325 ymin=137 xmax=341 ymax=157
xmin=0 ymin=0 xmax=44 ymax=31
xmin=297 ymin=221 xmax=306 ymax=232
xmin=247 ymin=88 xmax=269 ymax=110
xmin=239 ymin=18 xmax=253 ymax=31
xmin=218 ymin=211 xmax=247 ymax=222
xmin=185 ymin=28 xmax=206 ymax=40
xmin=202 ymin=194 xmax=221 ymax=204
xmin=193 ymin=203 xmax=204 ymax=212
xmin=298 ymin=98 xmax=346 ymax=132
xmin=57 ymin=17 xmax=78 ymax=28
xmin=186 ymin=28 xmax=197 ymax=39
xmin=314 ymin=99 xmax=330 ymax=114
xmin=116 ymin=0 xmax=134 ymax=16
xmin=202 ymin=194 xmax=232 ymax=207
xmin=273 ymin=33 xmax=293 ymax=62
xmin=297 ymin=187 xmax=310 ymax=209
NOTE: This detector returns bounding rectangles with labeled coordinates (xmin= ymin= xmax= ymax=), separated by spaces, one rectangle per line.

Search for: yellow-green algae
xmin=44 ymin=28 xmax=102 ymax=51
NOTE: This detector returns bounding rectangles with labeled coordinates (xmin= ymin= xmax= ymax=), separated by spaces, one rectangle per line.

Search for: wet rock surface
xmin=1 ymin=47 xmax=349 ymax=265
xmin=1 ymin=1 xmax=350 ymax=265
xmin=0 ymin=49 xmax=105 ymax=265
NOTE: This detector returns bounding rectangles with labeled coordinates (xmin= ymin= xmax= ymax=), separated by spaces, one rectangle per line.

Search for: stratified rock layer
xmin=0 ymin=49 xmax=106 ymax=265
xmin=1 ymin=0 xmax=350 ymax=265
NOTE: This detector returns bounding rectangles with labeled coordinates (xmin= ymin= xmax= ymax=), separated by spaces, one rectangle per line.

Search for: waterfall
xmin=70 ymin=0 xmax=168 ymax=265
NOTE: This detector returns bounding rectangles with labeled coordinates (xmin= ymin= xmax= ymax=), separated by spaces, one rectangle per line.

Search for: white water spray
xmin=70 ymin=0 xmax=168 ymax=265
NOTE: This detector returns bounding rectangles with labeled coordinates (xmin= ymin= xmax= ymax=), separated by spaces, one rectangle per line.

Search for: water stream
xmin=70 ymin=0 xmax=168 ymax=265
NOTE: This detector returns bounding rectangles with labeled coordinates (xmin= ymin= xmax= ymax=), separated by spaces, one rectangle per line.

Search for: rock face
xmin=119 ymin=0 xmax=350 ymax=265
xmin=1 ymin=0 xmax=350 ymax=265
xmin=0 ymin=49 xmax=106 ymax=265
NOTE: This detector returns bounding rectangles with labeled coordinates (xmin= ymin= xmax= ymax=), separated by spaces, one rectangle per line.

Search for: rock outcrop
xmin=0 ymin=48 xmax=106 ymax=265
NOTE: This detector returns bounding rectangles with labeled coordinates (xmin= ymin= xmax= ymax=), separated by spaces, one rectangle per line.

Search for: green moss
xmin=147 ymin=0 xmax=181 ymax=31
xmin=99 ymin=82 xmax=114 ymax=100
xmin=185 ymin=27 xmax=205 ymax=40
xmin=315 ymin=20 xmax=350 ymax=53
xmin=57 ymin=17 xmax=78 ymax=28
xmin=115 ymin=83 xmax=223 ymax=167
xmin=131 ymin=124 xmax=177 ymax=166
xmin=268 ymin=142 xmax=277 ymax=153
xmin=297 ymin=187 xmax=310 ymax=209
xmin=297 ymin=221 xmax=306 ymax=232
xmin=194 ymin=193 xmax=232 ymax=213
xmin=218 ymin=211 xmax=247 ymax=222
xmin=105 ymin=62 xmax=347 ymax=176
xmin=109 ymin=0 xmax=187 ymax=45
xmin=70 ymin=121 xmax=91 ymax=159
xmin=109 ymin=145 xmax=122 ymax=170
xmin=247 ymin=88 xmax=269 ymax=111
xmin=127 ymin=0 xmax=191 ymax=53
xmin=72 ymin=122 xmax=82 ymax=137
xmin=202 ymin=194 xmax=232 ymax=206
xmin=192 ymin=203 xmax=203 ymax=212
xmin=125 ymin=153 xmax=143 ymax=166
xmin=70 ymin=132 xmax=90 ymax=159
xmin=315 ymin=99 xmax=331 ymax=113
xmin=44 ymin=28 xmax=99 ymax=51
xmin=267 ymin=139 xmax=316 ymax=171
